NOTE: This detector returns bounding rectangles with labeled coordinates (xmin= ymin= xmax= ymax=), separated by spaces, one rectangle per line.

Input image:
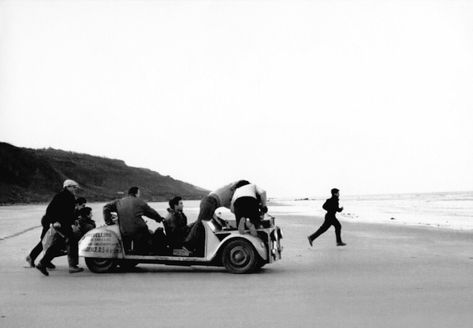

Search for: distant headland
xmin=0 ymin=142 xmax=209 ymax=204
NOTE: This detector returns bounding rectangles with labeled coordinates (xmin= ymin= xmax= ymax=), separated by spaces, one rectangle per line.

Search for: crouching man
xmin=73 ymin=206 xmax=96 ymax=241
xmin=35 ymin=179 xmax=84 ymax=276
xmin=103 ymin=187 xmax=164 ymax=254
xmin=184 ymin=179 xmax=250 ymax=256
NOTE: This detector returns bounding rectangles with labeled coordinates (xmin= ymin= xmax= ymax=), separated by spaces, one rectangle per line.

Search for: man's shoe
xmin=45 ymin=262 xmax=56 ymax=270
xmin=36 ymin=263 xmax=49 ymax=276
xmin=307 ymin=237 xmax=313 ymax=247
xmin=69 ymin=266 xmax=84 ymax=274
xmin=26 ymin=255 xmax=35 ymax=268
xmin=337 ymin=242 xmax=347 ymax=246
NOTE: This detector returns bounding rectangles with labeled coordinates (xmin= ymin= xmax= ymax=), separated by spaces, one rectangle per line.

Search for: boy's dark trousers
xmin=308 ymin=215 xmax=342 ymax=244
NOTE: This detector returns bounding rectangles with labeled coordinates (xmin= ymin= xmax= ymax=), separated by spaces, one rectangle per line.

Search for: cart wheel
xmin=222 ymin=239 xmax=258 ymax=274
xmin=85 ymin=257 xmax=117 ymax=273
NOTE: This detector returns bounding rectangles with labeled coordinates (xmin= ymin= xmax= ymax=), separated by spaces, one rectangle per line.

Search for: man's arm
xmin=322 ymin=200 xmax=329 ymax=211
xmin=103 ymin=200 xmax=118 ymax=225
xmin=142 ymin=202 xmax=163 ymax=222
xmin=255 ymin=185 xmax=267 ymax=207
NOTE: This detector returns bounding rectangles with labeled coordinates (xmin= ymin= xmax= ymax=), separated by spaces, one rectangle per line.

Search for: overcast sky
xmin=1 ymin=0 xmax=472 ymax=198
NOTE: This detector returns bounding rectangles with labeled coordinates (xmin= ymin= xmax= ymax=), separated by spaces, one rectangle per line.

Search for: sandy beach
xmin=1 ymin=208 xmax=472 ymax=328
xmin=2 ymin=1 xmax=473 ymax=326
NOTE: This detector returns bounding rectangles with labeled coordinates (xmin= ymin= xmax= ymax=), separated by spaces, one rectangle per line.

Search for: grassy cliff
xmin=0 ymin=142 xmax=208 ymax=204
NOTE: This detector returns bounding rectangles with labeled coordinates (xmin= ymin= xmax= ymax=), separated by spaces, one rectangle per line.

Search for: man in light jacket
xmin=195 ymin=180 xmax=242 ymax=221
xmin=231 ymin=180 xmax=268 ymax=236
xmin=184 ymin=179 xmax=250 ymax=256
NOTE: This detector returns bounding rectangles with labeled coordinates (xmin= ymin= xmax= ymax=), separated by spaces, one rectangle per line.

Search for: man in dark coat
xmin=308 ymin=188 xmax=346 ymax=247
xmin=73 ymin=206 xmax=96 ymax=240
xmin=103 ymin=186 xmax=164 ymax=254
xmin=35 ymin=179 xmax=84 ymax=276
xmin=164 ymin=196 xmax=189 ymax=248
xmin=27 ymin=196 xmax=87 ymax=269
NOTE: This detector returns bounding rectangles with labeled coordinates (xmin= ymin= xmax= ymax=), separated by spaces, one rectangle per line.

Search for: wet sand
xmin=0 ymin=211 xmax=472 ymax=328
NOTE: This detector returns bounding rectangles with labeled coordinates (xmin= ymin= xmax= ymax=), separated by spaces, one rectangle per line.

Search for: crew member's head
xmin=331 ymin=188 xmax=340 ymax=198
xmin=76 ymin=197 xmax=87 ymax=210
xmin=128 ymin=186 xmax=140 ymax=198
xmin=79 ymin=206 xmax=92 ymax=219
xmin=169 ymin=196 xmax=184 ymax=212
xmin=63 ymin=179 xmax=80 ymax=196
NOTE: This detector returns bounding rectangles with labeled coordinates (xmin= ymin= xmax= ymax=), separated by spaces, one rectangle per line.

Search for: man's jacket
xmin=165 ymin=208 xmax=188 ymax=231
xmin=164 ymin=208 xmax=189 ymax=246
xmin=43 ymin=188 xmax=76 ymax=237
xmin=322 ymin=197 xmax=343 ymax=218
xmin=103 ymin=196 xmax=162 ymax=237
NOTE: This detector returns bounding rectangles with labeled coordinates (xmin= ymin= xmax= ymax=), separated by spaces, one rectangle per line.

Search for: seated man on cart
xmin=164 ymin=196 xmax=189 ymax=248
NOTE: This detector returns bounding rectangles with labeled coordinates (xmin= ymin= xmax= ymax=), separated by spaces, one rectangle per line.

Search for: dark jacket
xmin=43 ymin=188 xmax=76 ymax=237
xmin=164 ymin=208 xmax=189 ymax=247
xmin=322 ymin=197 xmax=343 ymax=218
xmin=103 ymin=196 xmax=163 ymax=237
xmin=165 ymin=208 xmax=188 ymax=230
xmin=76 ymin=217 xmax=96 ymax=235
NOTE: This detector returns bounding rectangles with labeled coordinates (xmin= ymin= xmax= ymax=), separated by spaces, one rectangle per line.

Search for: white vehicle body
xmin=79 ymin=214 xmax=283 ymax=274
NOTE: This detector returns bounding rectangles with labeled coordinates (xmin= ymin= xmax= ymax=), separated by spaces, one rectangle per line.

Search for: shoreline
xmin=1 ymin=211 xmax=471 ymax=244
xmin=2 ymin=190 xmax=472 ymax=231
xmin=270 ymin=209 xmax=473 ymax=232
xmin=1 ymin=203 xmax=472 ymax=242
xmin=276 ymin=213 xmax=473 ymax=237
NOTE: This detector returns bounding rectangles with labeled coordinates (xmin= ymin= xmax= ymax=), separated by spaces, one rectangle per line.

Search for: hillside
xmin=0 ymin=142 xmax=209 ymax=204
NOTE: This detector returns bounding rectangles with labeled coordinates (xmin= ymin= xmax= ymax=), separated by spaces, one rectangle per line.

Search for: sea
xmin=269 ymin=191 xmax=473 ymax=231
xmin=1 ymin=191 xmax=472 ymax=240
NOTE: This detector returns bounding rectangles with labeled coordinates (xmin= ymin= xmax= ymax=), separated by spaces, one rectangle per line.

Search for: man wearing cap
xmin=35 ymin=179 xmax=84 ymax=276
xmin=307 ymin=188 xmax=347 ymax=247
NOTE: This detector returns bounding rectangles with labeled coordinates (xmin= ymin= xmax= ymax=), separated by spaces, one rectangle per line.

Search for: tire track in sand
xmin=0 ymin=225 xmax=41 ymax=241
